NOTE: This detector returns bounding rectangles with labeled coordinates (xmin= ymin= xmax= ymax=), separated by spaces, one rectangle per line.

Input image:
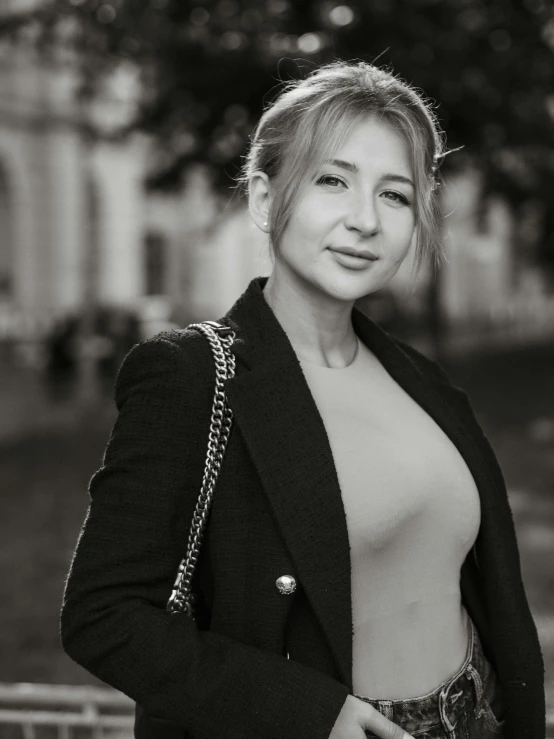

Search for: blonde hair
xmin=240 ymin=60 xmax=454 ymax=271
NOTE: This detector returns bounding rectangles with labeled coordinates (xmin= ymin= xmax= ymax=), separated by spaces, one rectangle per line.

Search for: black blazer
xmin=61 ymin=275 xmax=545 ymax=739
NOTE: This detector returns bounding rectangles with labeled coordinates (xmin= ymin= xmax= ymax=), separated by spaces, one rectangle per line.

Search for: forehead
xmin=329 ymin=116 xmax=412 ymax=174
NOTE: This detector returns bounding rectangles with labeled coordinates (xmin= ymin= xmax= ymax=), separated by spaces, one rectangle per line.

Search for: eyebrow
xmin=328 ymin=159 xmax=415 ymax=188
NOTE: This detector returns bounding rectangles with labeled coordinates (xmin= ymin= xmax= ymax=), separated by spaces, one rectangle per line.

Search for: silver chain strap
xmin=167 ymin=320 xmax=236 ymax=617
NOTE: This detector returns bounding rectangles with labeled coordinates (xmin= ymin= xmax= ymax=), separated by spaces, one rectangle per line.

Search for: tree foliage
xmin=2 ymin=0 xmax=554 ymax=263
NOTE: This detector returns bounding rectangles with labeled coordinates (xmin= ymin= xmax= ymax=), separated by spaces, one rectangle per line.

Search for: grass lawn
xmin=1 ymin=341 xmax=553 ymax=707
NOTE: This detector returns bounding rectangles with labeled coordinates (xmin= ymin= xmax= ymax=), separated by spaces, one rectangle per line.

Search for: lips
xmin=329 ymin=247 xmax=378 ymax=260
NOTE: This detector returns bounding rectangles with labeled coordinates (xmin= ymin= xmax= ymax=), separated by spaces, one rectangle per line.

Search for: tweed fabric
xmin=61 ymin=275 xmax=545 ymax=739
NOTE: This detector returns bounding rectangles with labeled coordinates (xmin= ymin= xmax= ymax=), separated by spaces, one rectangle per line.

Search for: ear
xmin=248 ymin=171 xmax=272 ymax=233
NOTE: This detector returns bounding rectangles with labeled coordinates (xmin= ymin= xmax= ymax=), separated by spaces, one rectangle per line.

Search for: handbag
xmin=166 ymin=320 xmax=236 ymax=619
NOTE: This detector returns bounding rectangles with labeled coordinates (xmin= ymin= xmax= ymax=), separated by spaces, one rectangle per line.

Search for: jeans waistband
xmin=353 ymin=617 xmax=496 ymax=736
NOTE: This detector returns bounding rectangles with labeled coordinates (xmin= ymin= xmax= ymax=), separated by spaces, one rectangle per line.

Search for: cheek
xmin=395 ymin=212 xmax=416 ymax=248
xmin=278 ymin=211 xmax=316 ymax=262
xmin=387 ymin=217 xmax=415 ymax=264
xmin=289 ymin=203 xmax=328 ymax=243
xmin=394 ymin=245 xmax=411 ymax=268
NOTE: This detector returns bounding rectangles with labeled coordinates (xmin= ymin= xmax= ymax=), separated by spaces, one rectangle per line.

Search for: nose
xmin=345 ymin=195 xmax=380 ymax=236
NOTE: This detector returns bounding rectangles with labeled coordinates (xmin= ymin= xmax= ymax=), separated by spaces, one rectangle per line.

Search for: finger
xmin=362 ymin=703 xmax=415 ymax=739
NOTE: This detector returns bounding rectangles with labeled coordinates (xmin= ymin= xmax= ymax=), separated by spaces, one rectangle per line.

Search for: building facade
xmin=1 ymin=11 xmax=553 ymax=353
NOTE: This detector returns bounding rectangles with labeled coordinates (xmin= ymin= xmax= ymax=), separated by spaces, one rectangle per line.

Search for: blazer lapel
xmin=221 ymin=279 xmax=353 ymax=688
xmin=218 ymin=275 xmax=506 ymax=692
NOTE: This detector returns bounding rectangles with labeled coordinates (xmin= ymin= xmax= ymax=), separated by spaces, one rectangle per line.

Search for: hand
xmin=329 ymin=694 xmax=415 ymax=739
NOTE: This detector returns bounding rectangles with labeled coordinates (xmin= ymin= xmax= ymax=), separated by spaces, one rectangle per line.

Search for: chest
xmin=301 ymin=356 xmax=481 ymax=552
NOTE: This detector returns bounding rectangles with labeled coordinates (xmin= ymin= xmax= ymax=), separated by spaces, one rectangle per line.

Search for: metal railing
xmin=0 ymin=683 xmax=134 ymax=739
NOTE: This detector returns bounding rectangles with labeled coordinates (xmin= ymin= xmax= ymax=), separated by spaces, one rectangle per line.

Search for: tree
xmin=2 ymin=0 xmax=554 ymax=268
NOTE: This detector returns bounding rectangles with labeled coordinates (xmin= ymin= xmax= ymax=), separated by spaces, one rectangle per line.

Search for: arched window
xmin=144 ymin=231 xmax=168 ymax=295
xmin=0 ymin=162 xmax=12 ymax=298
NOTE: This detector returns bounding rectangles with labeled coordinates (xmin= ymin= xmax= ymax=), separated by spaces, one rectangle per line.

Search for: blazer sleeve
xmin=392 ymin=338 xmax=452 ymax=385
xmin=60 ymin=334 xmax=349 ymax=739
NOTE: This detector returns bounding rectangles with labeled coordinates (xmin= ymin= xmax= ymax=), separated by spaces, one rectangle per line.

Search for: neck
xmin=262 ymin=267 xmax=359 ymax=369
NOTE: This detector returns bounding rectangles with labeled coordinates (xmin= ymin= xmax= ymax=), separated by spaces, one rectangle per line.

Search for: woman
xmin=61 ymin=62 xmax=545 ymax=739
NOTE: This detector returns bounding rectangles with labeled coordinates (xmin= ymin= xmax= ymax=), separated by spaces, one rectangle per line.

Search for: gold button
xmin=275 ymin=575 xmax=296 ymax=594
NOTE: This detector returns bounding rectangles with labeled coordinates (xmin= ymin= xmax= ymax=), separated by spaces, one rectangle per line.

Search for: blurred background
xmin=0 ymin=0 xmax=553 ymax=735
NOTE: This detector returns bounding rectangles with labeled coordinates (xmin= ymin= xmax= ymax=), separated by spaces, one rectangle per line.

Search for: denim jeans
xmin=354 ymin=617 xmax=505 ymax=739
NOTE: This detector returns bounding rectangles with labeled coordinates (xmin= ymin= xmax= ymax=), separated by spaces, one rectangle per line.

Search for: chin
xmin=316 ymin=273 xmax=379 ymax=303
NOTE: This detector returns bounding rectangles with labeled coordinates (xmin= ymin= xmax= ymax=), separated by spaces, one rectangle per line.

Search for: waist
xmin=352 ymin=598 xmax=469 ymax=698
xmin=354 ymin=616 xmax=506 ymax=738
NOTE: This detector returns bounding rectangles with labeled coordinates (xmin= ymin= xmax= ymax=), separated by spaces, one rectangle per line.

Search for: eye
xmin=316 ymin=174 xmax=346 ymax=189
xmin=382 ymin=190 xmax=410 ymax=205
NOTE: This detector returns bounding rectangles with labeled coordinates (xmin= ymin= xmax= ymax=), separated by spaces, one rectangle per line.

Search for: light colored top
xmin=298 ymin=336 xmax=481 ymax=699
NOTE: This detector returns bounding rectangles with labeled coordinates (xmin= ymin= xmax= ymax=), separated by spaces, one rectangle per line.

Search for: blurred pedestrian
xmin=61 ymin=61 xmax=544 ymax=739
xmin=44 ymin=315 xmax=79 ymax=401
xmin=95 ymin=307 xmax=141 ymax=395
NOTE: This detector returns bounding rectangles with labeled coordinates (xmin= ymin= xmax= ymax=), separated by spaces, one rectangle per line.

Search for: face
xmin=272 ymin=115 xmax=416 ymax=304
